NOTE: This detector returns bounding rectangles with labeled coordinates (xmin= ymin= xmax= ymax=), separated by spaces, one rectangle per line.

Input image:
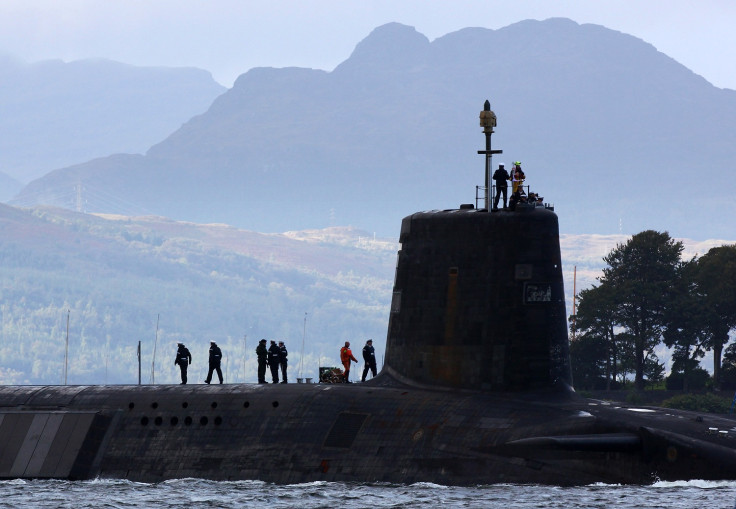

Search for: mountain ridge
xmin=9 ymin=19 xmax=736 ymax=240
xmin=0 ymin=54 xmax=225 ymax=192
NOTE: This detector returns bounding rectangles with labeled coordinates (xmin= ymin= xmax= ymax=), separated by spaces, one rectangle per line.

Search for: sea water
xmin=0 ymin=479 xmax=733 ymax=508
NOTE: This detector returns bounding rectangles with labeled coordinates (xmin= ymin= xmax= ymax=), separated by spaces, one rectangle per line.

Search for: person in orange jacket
xmin=340 ymin=341 xmax=358 ymax=383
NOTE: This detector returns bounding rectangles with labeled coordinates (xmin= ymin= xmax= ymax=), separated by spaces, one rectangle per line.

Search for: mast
xmin=478 ymin=100 xmax=502 ymax=210
xmin=572 ymin=266 xmax=577 ymax=341
xmin=64 ymin=310 xmax=70 ymax=385
xmin=137 ymin=340 xmax=141 ymax=385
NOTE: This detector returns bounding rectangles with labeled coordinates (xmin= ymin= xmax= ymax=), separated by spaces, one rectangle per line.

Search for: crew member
xmin=174 ymin=342 xmax=192 ymax=384
xmin=268 ymin=340 xmax=281 ymax=383
xmin=340 ymin=341 xmax=358 ymax=383
xmin=204 ymin=340 xmax=223 ymax=384
xmin=510 ymin=161 xmax=525 ymax=194
xmin=256 ymin=339 xmax=268 ymax=383
xmin=278 ymin=341 xmax=288 ymax=383
xmin=492 ymin=163 xmax=509 ymax=210
xmin=361 ymin=339 xmax=377 ymax=382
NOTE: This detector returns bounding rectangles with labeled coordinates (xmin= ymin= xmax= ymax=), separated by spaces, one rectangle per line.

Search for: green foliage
xmin=601 ymin=230 xmax=684 ymax=391
xmin=695 ymin=245 xmax=736 ymax=386
xmin=665 ymin=365 xmax=710 ymax=391
xmin=569 ymin=334 xmax=607 ymax=390
xmin=643 ymin=355 xmax=665 ymax=388
xmin=660 ymin=393 xmax=731 ymax=413
xmin=573 ymin=230 xmax=688 ymax=391
xmin=572 ymin=232 xmax=736 ymax=394
xmin=717 ymin=342 xmax=736 ymax=390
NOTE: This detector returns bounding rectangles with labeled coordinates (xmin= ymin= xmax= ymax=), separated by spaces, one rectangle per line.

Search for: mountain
xmin=10 ymin=19 xmax=736 ymax=239
xmin=0 ymin=54 xmax=225 ymax=183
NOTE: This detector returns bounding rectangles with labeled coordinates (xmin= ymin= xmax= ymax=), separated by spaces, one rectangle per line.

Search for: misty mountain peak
xmin=11 ymin=19 xmax=736 ymax=240
xmin=335 ymin=22 xmax=430 ymax=74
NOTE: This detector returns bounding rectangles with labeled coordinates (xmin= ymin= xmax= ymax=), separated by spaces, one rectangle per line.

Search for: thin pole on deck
xmin=64 ymin=310 xmax=70 ymax=385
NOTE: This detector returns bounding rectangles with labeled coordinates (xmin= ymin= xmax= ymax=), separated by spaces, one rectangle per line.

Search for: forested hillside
xmin=0 ymin=204 xmax=395 ymax=385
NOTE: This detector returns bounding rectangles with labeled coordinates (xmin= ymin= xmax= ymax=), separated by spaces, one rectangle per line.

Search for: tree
xmin=719 ymin=342 xmax=736 ymax=390
xmin=601 ymin=230 xmax=684 ymax=391
xmin=569 ymin=333 xmax=607 ymax=390
xmin=666 ymin=356 xmax=710 ymax=391
xmin=694 ymin=245 xmax=736 ymax=389
xmin=662 ymin=258 xmax=707 ymax=391
xmin=573 ymin=284 xmax=620 ymax=389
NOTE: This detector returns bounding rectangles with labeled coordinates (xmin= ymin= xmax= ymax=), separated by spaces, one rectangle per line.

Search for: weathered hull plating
xmin=1 ymin=376 xmax=735 ymax=484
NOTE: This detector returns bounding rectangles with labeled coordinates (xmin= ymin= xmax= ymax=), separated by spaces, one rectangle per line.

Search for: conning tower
xmin=383 ymin=101 xmax=571 ymax=392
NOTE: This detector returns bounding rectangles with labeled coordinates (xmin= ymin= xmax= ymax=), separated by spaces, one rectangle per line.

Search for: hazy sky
xmin=1 ymin=1 xmax=734 ymax=90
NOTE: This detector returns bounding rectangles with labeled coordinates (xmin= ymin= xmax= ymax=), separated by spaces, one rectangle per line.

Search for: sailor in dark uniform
xmin=278 ymin=341 xmax=288 ymax=383
xmin=361 ymin=339 xmax=377 ymax=382
xmin=204 ymin=341 xmax=223 ymax=384
xmin=174 ymin=343 xmax=192 ymax=384
xmin=268 ymin=340 xmax=281 ymax=383
xmin=256 ymin=339 xmax=268 ymax=383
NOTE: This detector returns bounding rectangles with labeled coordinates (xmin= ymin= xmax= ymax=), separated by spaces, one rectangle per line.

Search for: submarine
xmin=2 ymin=102 xmax=736 ymax=485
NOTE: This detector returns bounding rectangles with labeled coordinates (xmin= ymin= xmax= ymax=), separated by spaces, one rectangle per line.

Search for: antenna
xmin=64 ymin=310 xmax=70 ymax=385
xmin=137 ymin=341 xmax=141 ymax=385
xmin=150 ymin=314 xmax=159 ymax=384
xmin=299 ymin=312 xmax=307 ymax=378
xmin=572 ymin=266 xmax=577 ymax=341
xmin=75 ymin=180 xmax=83 ymax=213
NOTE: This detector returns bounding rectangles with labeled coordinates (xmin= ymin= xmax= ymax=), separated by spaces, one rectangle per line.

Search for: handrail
xmin=477 ymin=184 xmax=554 ymax=211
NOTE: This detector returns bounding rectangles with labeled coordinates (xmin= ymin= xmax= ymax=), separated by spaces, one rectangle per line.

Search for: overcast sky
xmin=1 ymin=0 xmax=734 ymax=90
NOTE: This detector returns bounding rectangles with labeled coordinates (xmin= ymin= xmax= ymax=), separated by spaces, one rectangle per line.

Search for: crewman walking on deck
xmin=204 ymin=341 xmax=223 ymax=384
xmin=340 ymin=341 xmax=358 ymax=383
xmin=278 ymin=341 xmax=288 ymax=383
xmin=256 ymin=339 xmax=268 ymax=383
xmin=361 ymin=339 xmax=377 ymax=382
xmin=174 ymin=343 xmax=192 ymax=384
xmin=268 ymin=340 xmax=281 ymax=383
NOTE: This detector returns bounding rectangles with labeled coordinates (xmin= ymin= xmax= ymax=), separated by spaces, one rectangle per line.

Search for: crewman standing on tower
xmin=340 ymin=341 xmax=358 ymax=383
xmin=492 ymin=163 xmax=509 ymax=210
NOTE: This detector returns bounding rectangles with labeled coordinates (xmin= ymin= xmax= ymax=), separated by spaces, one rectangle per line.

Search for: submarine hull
xmin=1 ymin=381 xmax=736 ymax=485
